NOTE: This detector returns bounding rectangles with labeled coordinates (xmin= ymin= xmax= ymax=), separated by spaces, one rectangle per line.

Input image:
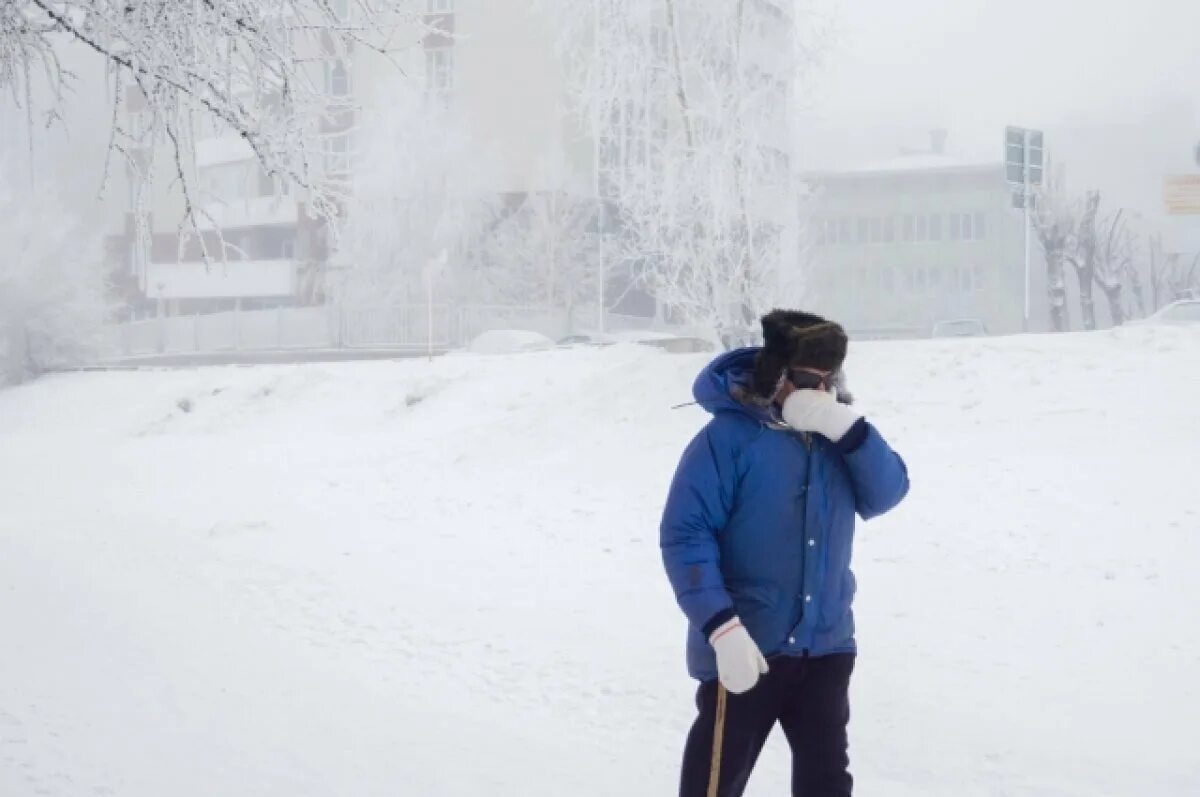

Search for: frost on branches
xmin=1032 ymin=175 xmax=1147 ymax=330
xmin=0 ymin=181 xmax=108 ymax=385
xmin=337 ymin=76 xmax=601 ymax=316
xmin=543 ymin=0 xmax=812 ymax=346
xmin=472 ymin=148 xmax=601 ymax=314
xmin=334 ymin=82 xmax=496 ymax=307
xmin=0 ymin=0 xmax=422 ymax=254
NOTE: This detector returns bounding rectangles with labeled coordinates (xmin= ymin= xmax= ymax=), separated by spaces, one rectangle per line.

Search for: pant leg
xmin=778 ymin=653 xmax=855 ymax=797
xmin=679 ymin=674 xmax=781 ymax=797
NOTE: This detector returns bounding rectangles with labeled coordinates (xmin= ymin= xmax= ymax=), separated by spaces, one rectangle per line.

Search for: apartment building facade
xmin=804 ymin=153 xmax=1048 ymax=337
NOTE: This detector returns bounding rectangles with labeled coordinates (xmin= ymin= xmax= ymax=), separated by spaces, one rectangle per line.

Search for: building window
xmin=426 ymin=47 xmax=454 ymax=94
xmin=427 ymin=0 xmax=454 ymax=10
xmin=881 ymin=266 xmax=895 ymax=294
xmin=903 ymin=214 xmax=914 ymax=242
xmin=929 ymin=266 xmax=942 ymax=290
xmin=597 ymin=99 xmax=658 ymax=197
xmin=838 ymin=218 xmax=852 ymax=245
xmin=126 ymin=110 xmax=151 ymax=142
xmin=883 ymin=217 xmax=896 ymax=243
xmin=325 ymin=60 xmax=350 ymax=97
xmin=280 ymin=239 xmax=296 ymax=260
xmin=650 ymin=26 xmax=670 ymax=70
xmin=201 ymin=161 xmax=253 ymax=203
xmin=324 ymin=134 xmax=352 ymax=175
xmin=824 ymin=219 xmax=839 ymax=245
xmin=914 ymin=266 xmax=927 ymax=292
xmin=928 ymin=214 xmax=942 ymax=241
xmin=958 ymin=265 xmax=972 ymax=292
xmin=869 ymin=218 xmax=882 ymax=244
xmin=974 ymin=212 xmax=987 ymax=240
xmin=915 ymin=215 xmax=928 ymax=242
xmin=856 ymin=218 xmax=869 ymax=244
xmin=946 ymin=212 xmax=985 ymax=242
xmin=256 ymin=168 xmax=292 ymax=198
xmin=974 ymin=264 xmax=986 ymax=290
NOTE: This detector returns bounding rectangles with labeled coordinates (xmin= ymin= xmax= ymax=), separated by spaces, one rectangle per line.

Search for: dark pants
xmin=679 ymin=653 xmax=855 ymax=797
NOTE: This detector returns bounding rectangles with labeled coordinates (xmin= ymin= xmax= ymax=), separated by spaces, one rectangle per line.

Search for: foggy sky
xmin=802 ymin=0 xmax=1200 ymax=167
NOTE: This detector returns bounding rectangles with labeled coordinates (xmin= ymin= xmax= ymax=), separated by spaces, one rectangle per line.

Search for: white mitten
xmin=709 ymin=618 xmax=769 ymax=694
xmin=781 ymin=389 xmax=862 ymax=442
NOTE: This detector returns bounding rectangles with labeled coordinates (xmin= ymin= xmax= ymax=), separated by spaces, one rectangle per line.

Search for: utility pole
xmin=424 ymin=249 xmax=447 ymax=362
xmin=1022 ymin=131 xmax=1032 ymax=332
xmin=591 ymin=0 xmax=607 ymax=336
xmin=597 ymin=198 xmax=607 ymax=335
xmin=1006 ymin=126 xmax=1043 ymax=333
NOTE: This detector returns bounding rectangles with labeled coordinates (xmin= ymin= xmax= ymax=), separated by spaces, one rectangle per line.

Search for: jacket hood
xmin=692 ymin=347 xmax=775 ymax=422
xmin=691 ymin=347 xmax=856 ymax=420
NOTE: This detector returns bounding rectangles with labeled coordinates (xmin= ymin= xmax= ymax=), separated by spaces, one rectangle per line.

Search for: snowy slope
xmin=1 ymin=328 xmax=1199 ymax=797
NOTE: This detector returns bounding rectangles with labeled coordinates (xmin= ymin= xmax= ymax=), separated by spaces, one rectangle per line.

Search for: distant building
xmin=102 ymin=0 xmax=798 ymax=320
xmin=104 ymin=0 xmax=579 ymax=317
xmin=803 ymin=145 xmax=1047 ymax=338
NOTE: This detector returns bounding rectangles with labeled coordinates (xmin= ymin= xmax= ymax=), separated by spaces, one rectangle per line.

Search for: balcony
xmin=145 ymin=259 xmax=297 ymax=300
xmin=195 ymin=134 xmax=255 ymax=168
xmin=196 ymin=196 xmax=298 ymax=230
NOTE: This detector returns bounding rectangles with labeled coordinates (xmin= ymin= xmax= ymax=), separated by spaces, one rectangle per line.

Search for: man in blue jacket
xmin=661 ymin=310 xmax=909 ymax=797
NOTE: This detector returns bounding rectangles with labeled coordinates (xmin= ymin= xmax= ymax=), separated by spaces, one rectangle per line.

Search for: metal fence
xmin=100 ymin=303 xmax=623 ymax=360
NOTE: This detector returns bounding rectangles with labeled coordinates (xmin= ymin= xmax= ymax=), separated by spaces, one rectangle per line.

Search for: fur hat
xmin=751 ymin=309 xmax=849 ymax=399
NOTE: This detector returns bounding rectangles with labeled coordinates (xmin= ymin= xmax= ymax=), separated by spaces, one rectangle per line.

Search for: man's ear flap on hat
xmin=751 ymin=350 xmax=788 ymax=398
xmin=760 ymin=310 xmax=792 ymax=351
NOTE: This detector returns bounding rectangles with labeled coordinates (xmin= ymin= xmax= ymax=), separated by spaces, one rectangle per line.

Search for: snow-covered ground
xmin=2 ymin=327 xmax=1198 ymax=796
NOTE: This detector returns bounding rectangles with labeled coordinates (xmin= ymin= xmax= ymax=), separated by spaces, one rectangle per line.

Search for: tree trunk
xmin=1076 ymin=192 xmax=1101 ymax=331
xmin=1097 ymin=208 xmax=1127 ymax=325
xmin=1076 ymin=264 xmax=1097 ymax=330
xmin=1127 ymin=262 xmax=1147 ymax=319
xmin=1099 ymin=280 xmax=1125 ymax=325
xmin=663 ymin=0 xmax=696 ymax=151
xmin=1149 ymin=247 xmax=1160 ymax=310
xmin=1046 ymin=243 xmax=1070 ymax=332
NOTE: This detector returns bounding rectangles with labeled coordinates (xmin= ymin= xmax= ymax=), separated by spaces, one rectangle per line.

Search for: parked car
xmin=561 ymin=330 xmax=716 ymax=353
xmin=556 ymin=334 xmax=613 ymax=348
xmin=634 ymin=334 xmax=716 ymax=353
xmin=1140 ymin=299 xmax=1200 ymax=326
xmin=467 ymin=330 xmax=555 ymax=355
xmin=931 ymin=318 xmax=989 ymax=338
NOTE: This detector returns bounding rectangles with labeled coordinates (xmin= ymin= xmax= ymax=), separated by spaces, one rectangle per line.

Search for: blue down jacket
xmin=660 ymin=348 xmax=910 ymax=681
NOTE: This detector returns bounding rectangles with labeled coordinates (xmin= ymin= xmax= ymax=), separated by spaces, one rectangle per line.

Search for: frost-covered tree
xmin=1034 ymin=177 xmax=1166 ymax=329
xmin=1068 ymin=191 xmax=1102 ymax=331
xmin=0 ymin=182 xmax=109 ymax=385
xmin=1148 ymin=238 xmax=1200 ymax=310
xmin=1031 ymin=171 xmax=1077 ymax=333
xmin=0 ymin=0 xmax=423 ymax=251
xmin=1091 ymin=206 xmax=1136 ymax=326
xmin=334 ymin=81 xmax=495 ymax=306
xmin=477 ymin=188 xmax=600 ymax=313
xmin=467 ymin=144 xmax=602 ymax=313
xmin=543 ymin=0 xmax=814 ymax=345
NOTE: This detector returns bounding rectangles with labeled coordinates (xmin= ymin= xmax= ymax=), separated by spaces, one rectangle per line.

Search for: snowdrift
xmin=1 ymin=327 xmax=1198 ymax=796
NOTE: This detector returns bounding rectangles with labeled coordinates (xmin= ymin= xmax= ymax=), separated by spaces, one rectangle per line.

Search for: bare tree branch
xmin=2 ymin=0 xmax=428 ymax=264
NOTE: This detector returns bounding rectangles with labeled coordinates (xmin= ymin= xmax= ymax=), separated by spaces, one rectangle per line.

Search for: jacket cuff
xmin=701 ymin=607 xmax=737 ymax=638
xmin=835 ymin=418 xmax=869 ymax=454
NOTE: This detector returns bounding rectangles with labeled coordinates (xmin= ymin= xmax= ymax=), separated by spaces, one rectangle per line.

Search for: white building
xmin=101 ymin=0 xmax=798 ymax=319
xmin=804 ymin=136 xmax=1045 ymax=338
